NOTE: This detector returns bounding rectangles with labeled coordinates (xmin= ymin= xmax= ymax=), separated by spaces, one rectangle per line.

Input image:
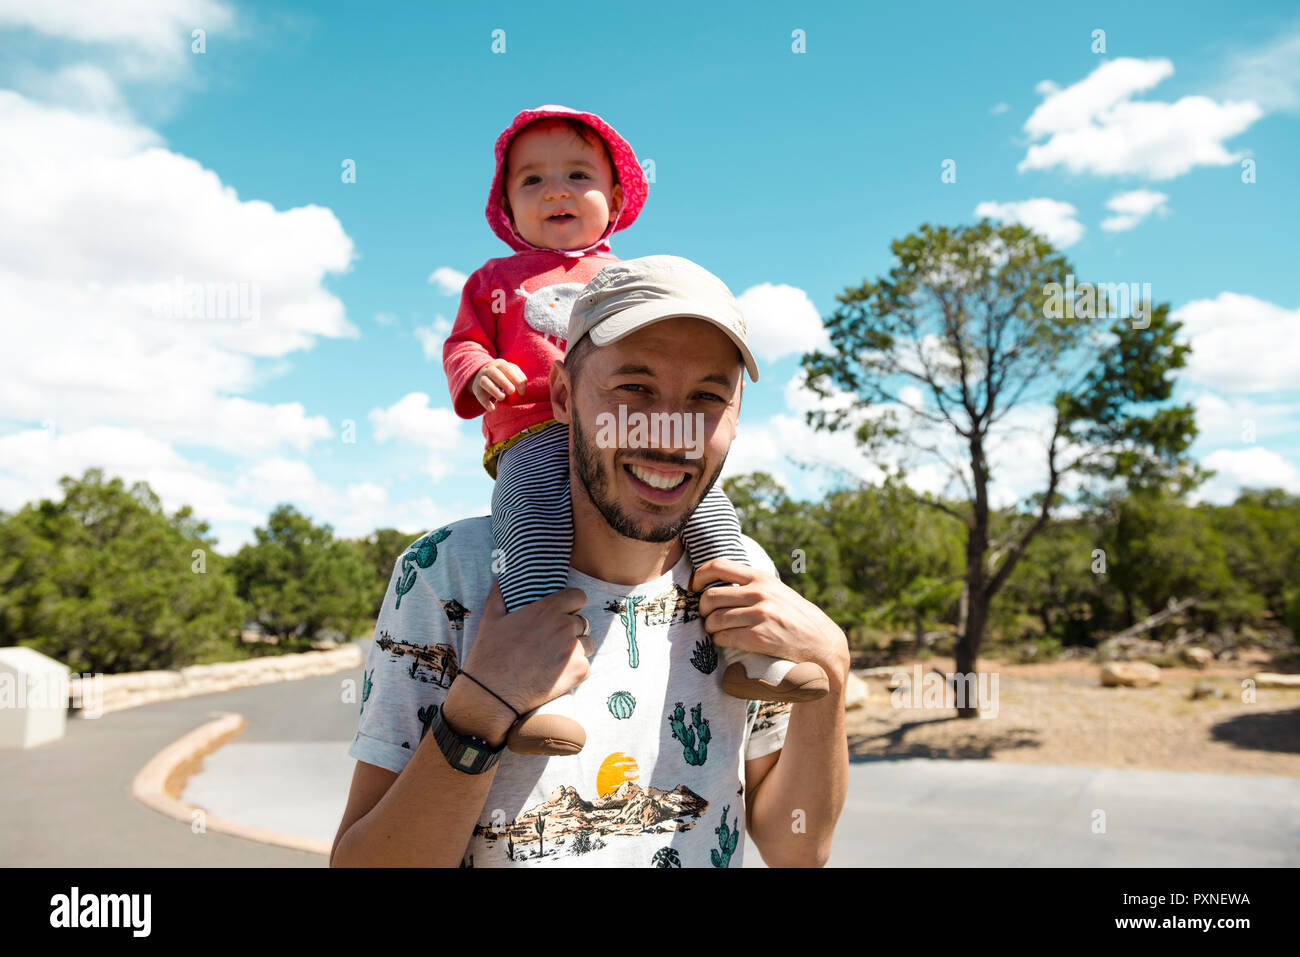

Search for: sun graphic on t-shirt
xmin=596 ymin=752 xmax=639 ymax=797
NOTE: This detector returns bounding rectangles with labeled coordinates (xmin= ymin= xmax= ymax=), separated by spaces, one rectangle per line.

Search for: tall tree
xmin=802 ymin=221 xmax=1196 ymax=716
xmin=0 ymin=468 xmax=245 ymax=672
xmin=229 ymin=505 xmax=373 ymax=645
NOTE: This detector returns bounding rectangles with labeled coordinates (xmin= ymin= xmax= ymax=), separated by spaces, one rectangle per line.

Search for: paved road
xmin=817 ymin=757 xmax=1300 ymax=867
xmin=0 ymin=668 xmax=355 ymax=867
xmin=3 ymin=653 xmax=1297 ymax=867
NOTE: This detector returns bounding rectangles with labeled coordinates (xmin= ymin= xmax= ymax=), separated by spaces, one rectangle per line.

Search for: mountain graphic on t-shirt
xmin=637 ymin=583 xmax=701 ymax=625
xmin=473 ymin=780 xmax=709 ymax=849
xmin=374 ymin=632 xmax=459 ymax=688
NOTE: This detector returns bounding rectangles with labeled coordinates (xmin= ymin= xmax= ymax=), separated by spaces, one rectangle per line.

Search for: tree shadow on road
xmin=847 ymin=715 xmax=1042 ymax=762
xmin=1209 ymin=707 xmax=1300 ymax=755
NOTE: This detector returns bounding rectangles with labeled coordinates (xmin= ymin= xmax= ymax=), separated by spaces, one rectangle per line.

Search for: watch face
xmin=457 ymin=746 xmax=481 ymax=769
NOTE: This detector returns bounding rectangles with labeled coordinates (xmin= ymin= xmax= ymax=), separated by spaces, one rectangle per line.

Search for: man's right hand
xmin=441 ymin=580 xmax=590 ymax=747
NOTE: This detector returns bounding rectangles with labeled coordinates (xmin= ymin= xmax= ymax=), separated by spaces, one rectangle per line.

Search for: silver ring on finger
xmin=576 ymin=614 xmax=590 ymax=638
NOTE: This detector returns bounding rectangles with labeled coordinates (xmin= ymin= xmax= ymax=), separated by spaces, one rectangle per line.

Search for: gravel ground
xmin=846 ymin=655 xmax=1300 ymax=777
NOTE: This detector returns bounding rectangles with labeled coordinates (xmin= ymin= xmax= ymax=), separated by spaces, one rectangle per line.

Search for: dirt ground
xmin=845 ymin=654 xmax=1300 ymax=777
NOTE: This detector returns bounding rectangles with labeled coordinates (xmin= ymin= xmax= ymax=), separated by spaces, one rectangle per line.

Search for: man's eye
xmin=618 ymin=383 xmax=648 ymax=393
xmin=697 ymin=393 xmax=726 ymax=403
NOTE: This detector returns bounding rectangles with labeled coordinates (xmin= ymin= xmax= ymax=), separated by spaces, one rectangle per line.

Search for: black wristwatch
xmin=431 ymin=703 xmax=506 ymax=774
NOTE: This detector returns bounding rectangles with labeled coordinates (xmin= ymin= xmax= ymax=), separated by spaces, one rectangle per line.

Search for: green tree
xmin=829 ymin=480 xmax=963 ymax=644
xmin=802 ymin=221 xmax=1197 ymax=716
xmin=725 ymin=472 xmax=963 ymax=645
xmin=1204 ymin=489 xmax=1300 ymax=624
xmin=348 ymin=527 xmax=421 ymax=615
xmin=725 ymin=472 xmax=847 ymax=615
xmin=229 ymin=505 xmax=373 ymax=645
xmin=1100 ymin=489 xmax=1261 ymax=633
xmin=995 ymin=516 xmax=1109 ymax=645
xmin=0 ymin=469 xmax=245 ymax=672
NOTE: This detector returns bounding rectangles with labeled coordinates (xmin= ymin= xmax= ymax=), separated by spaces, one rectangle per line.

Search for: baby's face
xmin=502 ymin=120 xmax=624 ymax=251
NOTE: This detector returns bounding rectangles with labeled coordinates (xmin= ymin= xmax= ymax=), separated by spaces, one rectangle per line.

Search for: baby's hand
xmin=472 ymin=359 xmax=527 ymax=411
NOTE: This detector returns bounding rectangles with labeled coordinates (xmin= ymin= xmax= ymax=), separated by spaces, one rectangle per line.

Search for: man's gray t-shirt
xmin=349 ymin=515 xmax=792 ymax=868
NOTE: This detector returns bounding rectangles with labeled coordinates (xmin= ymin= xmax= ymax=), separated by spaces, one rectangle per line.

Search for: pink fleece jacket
xmin=443 ymin=247 xmax=620 ymax=452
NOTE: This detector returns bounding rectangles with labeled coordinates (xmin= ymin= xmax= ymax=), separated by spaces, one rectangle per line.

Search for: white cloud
xmin=224 ymin=456 xmax=488 ymax=550
xmin=0 ymin=10 xmax=490 ymax=555
xmin=1172 ymin=293 xmax=1300 ymax=393
xmin=0 ymin=424 xmax=263 ymax=530
xmin=723 ymin=412 xmax=884 ymax=495
xmin=989 ymin=102 xmax=1010 ymax=115
xmin=1019 ymin=58 xmax=1261 ymax=179
xmin=0 ymin=89 xmax=356 ymax=455
xmin=1191 ymin=392 xmax=1300 ymax=447
xmin=725 ymin=370 xmax=1079 ymax=512
xmin=0 ymin=0 xmax=236 ymax=81
xmin=1216 ymin=24 xmax=1300 ymax=113
xmin=415 ymin=315 xmax=453 ymax=360
xmin=1195 ymin=447 xmax=1300 ymax=504
xmin=0 ymin=420 xmax=483 ymax=553
xmin=368 ymin=393 xmax=469 ymax=482
xmin=899 ymin=385 xmax=925 ymax=409
xmin=1100 ymin=188 xmax=1169 ymax=232
xmin=429 ymin=266 xmax=468 ymax=295
xmin=974 ymin=198 xmax=1084 ymax=248
xmin=374 ymin=311 xmax=397 ymax=326
xmin=723 ymin=369 xmax=880 ymax=492
xmin=8 ymin=62 xmax=130 ymax=118
xmin=735 ymin=282 xmax=830 ymax=364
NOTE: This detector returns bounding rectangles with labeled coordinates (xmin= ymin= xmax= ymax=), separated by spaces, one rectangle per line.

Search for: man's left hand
xmin=690 ymin=558 xmax=850 ymax=685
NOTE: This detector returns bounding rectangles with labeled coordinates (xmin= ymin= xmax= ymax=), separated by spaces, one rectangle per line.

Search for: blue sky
xmin=0 ymin=0 xmax=1297 ymax=552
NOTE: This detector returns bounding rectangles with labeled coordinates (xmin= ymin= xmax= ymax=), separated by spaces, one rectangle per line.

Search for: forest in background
xmin=0 ymin=467 xmax=1295 ymax=675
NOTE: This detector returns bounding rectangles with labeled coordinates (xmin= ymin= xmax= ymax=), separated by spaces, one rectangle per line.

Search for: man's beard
xmin=570 ymin=401 xmax=726 ymax=544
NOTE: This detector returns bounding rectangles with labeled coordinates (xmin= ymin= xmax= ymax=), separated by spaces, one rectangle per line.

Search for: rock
xmin=1182 ymin=647 xmax=1213 ymax=669
xmin=844 ymin=672 xmax=869 ymax=711
xmin=1189 ymin=684 xmax=1226 ymax=700
xmin=1100 ymin=661 xmax=1162 ymax=688
xmin=1254 ymin=673 xmax=1300 ymax=689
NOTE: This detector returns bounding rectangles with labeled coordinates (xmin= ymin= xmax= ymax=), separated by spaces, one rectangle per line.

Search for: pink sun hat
xmin=486 ymin=104 xmax=649 ymax=253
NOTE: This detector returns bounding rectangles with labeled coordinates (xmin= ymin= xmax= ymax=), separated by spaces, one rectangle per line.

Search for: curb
xmin=131 ymin=711 xmax=330 ymax=857
xmin=73 ymin=644 xmax=365 ymax=716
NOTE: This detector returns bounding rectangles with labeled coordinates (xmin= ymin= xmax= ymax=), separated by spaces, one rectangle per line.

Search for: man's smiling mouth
xmin=625 ymin=462 xmax=689 ymax=490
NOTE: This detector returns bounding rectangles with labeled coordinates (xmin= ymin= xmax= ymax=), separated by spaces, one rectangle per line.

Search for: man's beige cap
xmin=566 ymin=255 xmax=760 ymax=382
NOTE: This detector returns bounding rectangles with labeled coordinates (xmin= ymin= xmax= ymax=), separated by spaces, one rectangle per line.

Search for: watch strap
xmin=432 ymin=703 xmax=505 ymax=774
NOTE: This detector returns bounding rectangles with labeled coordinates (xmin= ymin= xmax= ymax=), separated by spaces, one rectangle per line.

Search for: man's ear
xmin=549 ymin=359 xmax=573 ymax=425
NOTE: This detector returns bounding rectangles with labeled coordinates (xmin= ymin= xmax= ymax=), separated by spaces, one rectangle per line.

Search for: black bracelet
xmin=456 ymin=669 xmax=522 ymax=725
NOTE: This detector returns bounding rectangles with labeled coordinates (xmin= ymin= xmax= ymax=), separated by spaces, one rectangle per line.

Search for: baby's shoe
xmin=505 ymin=687 xmax=587 ymax=756
xmin=719 ymin=646 xmax=829 ymax=703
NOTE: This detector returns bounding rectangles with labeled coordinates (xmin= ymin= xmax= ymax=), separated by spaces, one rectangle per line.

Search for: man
xmin=331 ymin=255 xmax=849 ymax=868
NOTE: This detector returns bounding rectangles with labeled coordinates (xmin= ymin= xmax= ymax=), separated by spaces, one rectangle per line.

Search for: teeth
xmin=628 ymin=464 xmax=686 ymax=490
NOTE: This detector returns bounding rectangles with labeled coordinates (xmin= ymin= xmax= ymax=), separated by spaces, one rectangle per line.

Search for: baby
xmin=443 ymin=105 xmax=827 ymax=756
